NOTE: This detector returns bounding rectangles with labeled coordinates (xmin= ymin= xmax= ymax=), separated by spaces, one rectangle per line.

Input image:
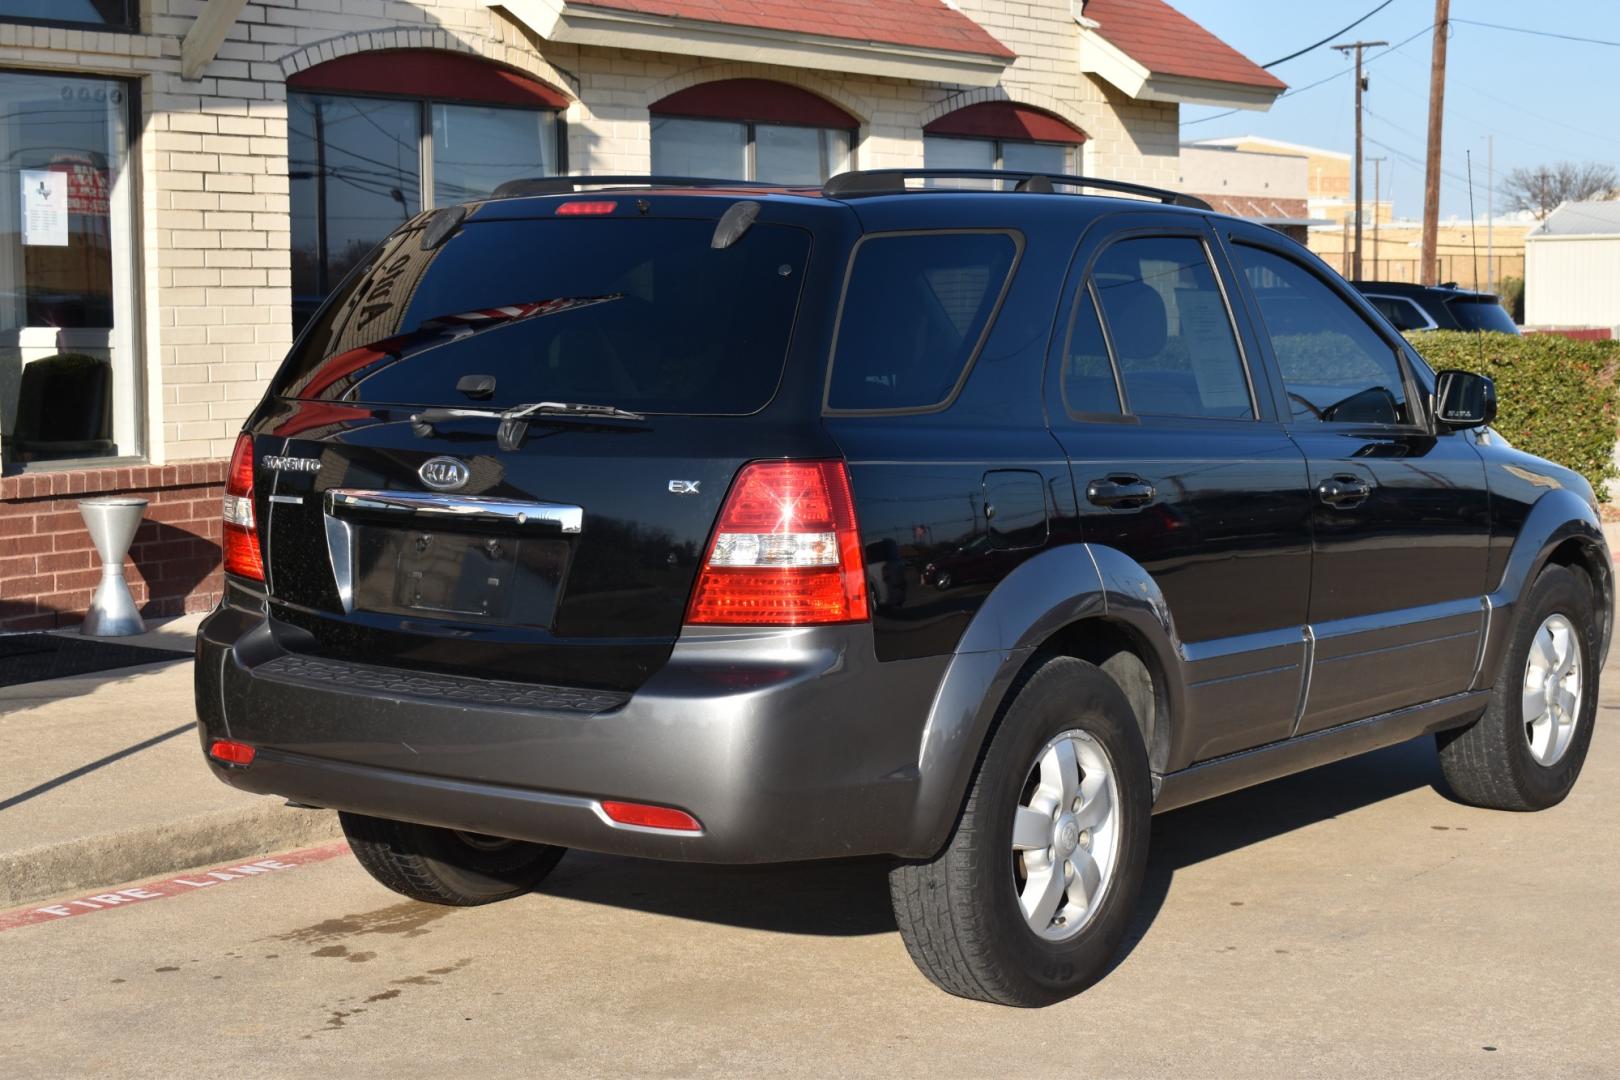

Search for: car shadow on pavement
xmin=536 ymin=735 xmax=1449 ymax=948
xmin=1116 ymin=734 xmax=1448 ymax=966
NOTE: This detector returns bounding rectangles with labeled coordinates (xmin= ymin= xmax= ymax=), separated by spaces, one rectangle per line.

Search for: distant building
xmin=1525 ymin=201 xmax=1620 ymax=330
xmin=1176 ymin=142 xmax=1328 ymax=242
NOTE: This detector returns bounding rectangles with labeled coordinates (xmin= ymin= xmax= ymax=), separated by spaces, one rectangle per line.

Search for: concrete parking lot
xmin=3 ymin=650 xmax=1618 ymax=1079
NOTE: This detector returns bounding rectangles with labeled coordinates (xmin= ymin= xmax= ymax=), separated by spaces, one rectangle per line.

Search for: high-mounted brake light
xmin=686 ymin=460 xmax=868 ymax=626
xmin=222 ymin=432 xmax=264 ymax=581
xmin=555 ymin=200 xmax=617 ymax=216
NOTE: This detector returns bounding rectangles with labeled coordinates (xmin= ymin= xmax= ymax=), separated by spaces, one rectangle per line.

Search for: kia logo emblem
xmin=418 ymin=456 xmax=470 ymax=492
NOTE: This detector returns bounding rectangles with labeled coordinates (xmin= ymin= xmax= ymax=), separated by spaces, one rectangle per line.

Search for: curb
xmin=0 ymin=799 xmax=342 ymax=909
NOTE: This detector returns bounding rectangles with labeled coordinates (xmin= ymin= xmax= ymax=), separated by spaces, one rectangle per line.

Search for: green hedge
xmin=1407 ymin=331 xmax=1620 ymax=499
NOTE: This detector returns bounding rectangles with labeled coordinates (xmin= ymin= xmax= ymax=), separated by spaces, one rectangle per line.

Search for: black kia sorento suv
xmin=196 ymin=170 xmax=1611 ymax=1006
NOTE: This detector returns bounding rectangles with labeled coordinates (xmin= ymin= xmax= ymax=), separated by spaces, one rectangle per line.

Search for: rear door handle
xmin=1086 ymin=476 xmax=1156 ymax=509
xmin=1317 ymin=474 xmax=1371 ymax=508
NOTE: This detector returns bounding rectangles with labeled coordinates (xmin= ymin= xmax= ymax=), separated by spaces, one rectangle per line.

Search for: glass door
xmin=0 ymin=70 xmax=138 ymax=467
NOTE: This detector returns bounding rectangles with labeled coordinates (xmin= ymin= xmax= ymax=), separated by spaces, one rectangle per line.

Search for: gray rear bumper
xmin=194 ymin=586 xmax=948 ymax=863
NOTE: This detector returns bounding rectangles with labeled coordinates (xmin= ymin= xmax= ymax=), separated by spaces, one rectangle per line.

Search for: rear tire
xmin=889 ymin=655 xmax=1152 ymax=1007
xmin=1437 ymin=564 xmax=1599 ymax=811
xmin=340 ymin=812 xmax=565 ymax=906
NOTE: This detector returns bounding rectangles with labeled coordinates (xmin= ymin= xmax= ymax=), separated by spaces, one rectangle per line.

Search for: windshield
xmin=274 ymin=215 xmax=812 ymax=413
xmin=1448 ymin=297 xmax=1519 ymax=334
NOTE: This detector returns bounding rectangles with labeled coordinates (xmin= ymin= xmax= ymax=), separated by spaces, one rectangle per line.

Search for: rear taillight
xmin=222 ymin=432 xmax=264 ymax=581
xmin=686 ymin=460 xmax=868 ymax=626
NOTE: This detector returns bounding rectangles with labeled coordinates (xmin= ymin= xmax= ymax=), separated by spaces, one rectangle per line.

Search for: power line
xmin=1451 ymin=18 xmax=1620 ymax=48
xmin=1264 ymin=0 xmax=1399 ymax=67
xmin=1181 ymin=21 xmax=1434 ymax=128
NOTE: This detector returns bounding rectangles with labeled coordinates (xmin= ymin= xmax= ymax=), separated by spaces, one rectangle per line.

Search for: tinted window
xmin=1449 ymin=297 xmax=1519 ymax=334
xmin=827 ymin=232 xmax=1018 ymax=411
xmin=1236 ymin=245 xmax=1412 ymax=425
xmin=1367 ymin=295 xmax=1433 ymax=332
xmin=1092 ymin=236 xmax=1251 ymax=419
xmin=1063 ymin=287 xmax=1121 ymax=415
xmin=276 ymin=216 xmax=810 ymax=414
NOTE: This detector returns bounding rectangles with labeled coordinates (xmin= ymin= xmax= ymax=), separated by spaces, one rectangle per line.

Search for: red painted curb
xmin=0 ymin=840 xmax=351 ymax=933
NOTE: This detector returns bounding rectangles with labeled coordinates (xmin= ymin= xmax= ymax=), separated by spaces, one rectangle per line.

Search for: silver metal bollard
xmin=78 ymin=495 xmax=148 ymax=637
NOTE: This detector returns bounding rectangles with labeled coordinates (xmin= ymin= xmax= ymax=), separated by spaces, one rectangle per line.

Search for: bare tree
xmin=1503 ymin=161 xmax=1619 ymax=219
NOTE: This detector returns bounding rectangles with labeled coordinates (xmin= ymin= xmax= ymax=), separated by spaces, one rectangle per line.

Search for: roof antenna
xmin=1465 ymin=149 xmax=1490 ymax=367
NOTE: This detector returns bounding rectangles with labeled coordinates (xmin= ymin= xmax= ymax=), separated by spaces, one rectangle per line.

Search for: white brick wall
xmin=0 ymin=0 xmax=1183 ymax=465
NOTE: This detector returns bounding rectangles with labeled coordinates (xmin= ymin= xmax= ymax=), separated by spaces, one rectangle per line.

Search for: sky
xmin=1168 ymin=0 xmax=1620 ymax=220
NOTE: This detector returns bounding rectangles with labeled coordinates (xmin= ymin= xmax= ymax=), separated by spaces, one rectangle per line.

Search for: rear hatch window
xmin=1447 ymin=297 xmax=1519 ymax=334
xmin=275 ymin=214 xmax=811 ymax=413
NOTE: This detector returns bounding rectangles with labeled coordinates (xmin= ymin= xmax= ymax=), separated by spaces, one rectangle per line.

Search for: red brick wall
xmin=0 ymin=461 xmax=226 ymax=632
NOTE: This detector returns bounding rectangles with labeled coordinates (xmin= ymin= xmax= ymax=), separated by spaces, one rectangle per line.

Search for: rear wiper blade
xmin=411 ymin=400 xmax=648 ymax=449
xmin=503 ymin=400 xmax=648 ymax=422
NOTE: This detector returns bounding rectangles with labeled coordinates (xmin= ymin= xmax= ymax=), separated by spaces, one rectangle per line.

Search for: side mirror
xmin=1433 ymin=369 xmax=1497 ymax=429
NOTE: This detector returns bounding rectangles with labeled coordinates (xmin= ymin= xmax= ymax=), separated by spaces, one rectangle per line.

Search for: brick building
xmin=0 ymin=0 xmax=1279 ymax=630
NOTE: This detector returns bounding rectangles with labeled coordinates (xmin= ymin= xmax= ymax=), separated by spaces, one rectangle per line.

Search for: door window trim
xmin=1225 ymin=232 xmax=1430 ymax=435
xmin=821 ymin=227 xmax=1025 ymax=418
xmin=1063 ymin=226 xmax=1261 ymax=424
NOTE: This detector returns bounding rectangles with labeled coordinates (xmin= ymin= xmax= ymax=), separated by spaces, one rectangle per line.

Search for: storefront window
xmin=924 ymin=135 xmax=1071 ymax=185
xmin=0 ymin=1 xmax=137 ymax=31
xmin=432 ymin=103 xmax=557 ymax=207
xmin=289 ymin=91 xmax=563 ymax=332
xmin=289 ymin=94 xmax=421 ymax=325
xmin=649 ymin=79 xmax=856 ymax=186
xmin=651 ymin=117 xmax=851 ymax=185
xmin=0 ymin=70 xmax=138 ymax=468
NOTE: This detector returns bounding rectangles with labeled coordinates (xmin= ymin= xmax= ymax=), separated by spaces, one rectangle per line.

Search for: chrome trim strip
xmin=324 ymin=488 xmax=584 ymax=534
xmin=268 ymin=494 xmax=304 ymax=505
xmin=322 ymin=513 xmax=356 ymax=614
xmin=1470 ymin=596 xmax=1493 ymax=690
xmin=1291 ymin=625 xmax=1316 ymax=736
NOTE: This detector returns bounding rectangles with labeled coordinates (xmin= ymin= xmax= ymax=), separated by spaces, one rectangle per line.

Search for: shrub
xmin=1407 ymin=331 xmax=1620 ymax=499
xmin=1495 ymin=276 xmax=1525 ymax=324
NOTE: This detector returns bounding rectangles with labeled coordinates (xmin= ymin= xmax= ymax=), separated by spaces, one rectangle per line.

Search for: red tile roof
xmin=575 ymin=0 xmax=1016 ymax=60
xmin=1084 ymin=0 xmax=1285 ymax=91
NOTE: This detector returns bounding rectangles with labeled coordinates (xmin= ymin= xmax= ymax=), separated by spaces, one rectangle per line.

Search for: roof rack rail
xmin=821 ymin=169 xmax=1211 ymax=210
xmin=490 ymin=175 xmax=783 ymax=198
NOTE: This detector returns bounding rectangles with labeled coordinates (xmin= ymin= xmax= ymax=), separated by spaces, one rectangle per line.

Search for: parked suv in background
xmin=1355 ymin=279 xmax=1520 ymax=333
xmin=196 ymin=171 xmax=1610 ymax=1007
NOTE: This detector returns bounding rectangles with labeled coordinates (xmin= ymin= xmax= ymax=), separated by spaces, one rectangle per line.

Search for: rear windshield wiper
xmin=412 ymin=400 xmax=648 ymax=450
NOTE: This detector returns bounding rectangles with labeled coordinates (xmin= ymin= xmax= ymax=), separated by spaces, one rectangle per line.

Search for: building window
xmin=288 ymin=51 xmax=568 ymax=333
xmin=0 ymin=1 xmax=137 ymax=32
xmin=0 ymin=70 xmax=139 ymax=469
xmin=923 ymin=101 xmax=1086 ymax=183
xmin=649 ymin=79 xmax=856 ymax=185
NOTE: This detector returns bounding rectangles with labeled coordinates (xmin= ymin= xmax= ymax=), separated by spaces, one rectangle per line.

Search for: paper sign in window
xmin=21 ymin=169 xmax=68 ymax=247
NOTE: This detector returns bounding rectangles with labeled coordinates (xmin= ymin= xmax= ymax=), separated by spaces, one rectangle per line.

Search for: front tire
xmin=340 ymin=812 xmax=566 ymax=906
xmin=1437 ymin=564 xmax=1600 ymax=811
xmin=889 ymin=656 xmax=1152 ymax=1006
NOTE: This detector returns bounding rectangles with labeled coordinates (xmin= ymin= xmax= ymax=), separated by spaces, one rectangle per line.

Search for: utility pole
xmin=1335 ymin=39 xmax=1387 ymax=281
xmin=1370 ymin=156 xmax=1386 ymax=279
xmin=1421 ymin=0 xmax=1450 ymax=285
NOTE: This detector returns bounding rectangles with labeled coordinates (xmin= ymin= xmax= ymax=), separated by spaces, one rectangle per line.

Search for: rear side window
xmin=275 ymin=215 xmax=811 ymax=414
xmin=1367 ymin=295 xmax=1434 ymax=332
xmin=826 ymin=231 xmax=1019 ymax=412
xmin=1449 ymin=297 xmax=1518 ymax=333
xmin=1235 ymin=244 xmax=1413 ymax=426
xmin=1091 ymin=236 xmax=1253 ymax=419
